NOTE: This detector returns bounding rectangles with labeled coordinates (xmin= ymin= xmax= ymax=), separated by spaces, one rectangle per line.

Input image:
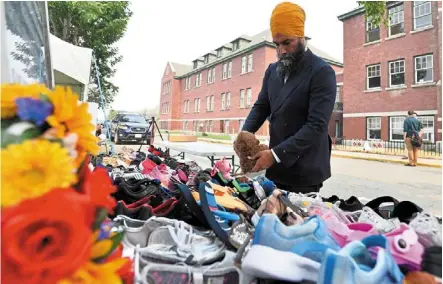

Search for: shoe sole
xmin=241 ymin=244 xmax=320 ymax=282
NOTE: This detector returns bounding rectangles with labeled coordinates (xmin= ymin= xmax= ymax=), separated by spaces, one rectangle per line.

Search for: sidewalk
xmin=156 ymin=136 xmax=442 ymax=168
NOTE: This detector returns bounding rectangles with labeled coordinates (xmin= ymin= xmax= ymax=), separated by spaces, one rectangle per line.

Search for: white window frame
xmin=247 ymin=54 xmax=253 ymax=72
xmin=413 ymin=1 xmax=432 ymax=30
xmin=206 ymin=96 xmax=210 ymax=111
xmin=389 ymin=60 xmax=405 ymax=87
xmin=209 ymin=120 xmax=213 ymax=132
xmin=212 ymin=68 xmax=216 ymax=82
xmin=389 ymin=116 xmax=406 ymax=141
xmin=197 ymin=98 xmax=201 ymax=112
xmin=246 ymin=88 xmax=252 ymax=107
xmin=414 ymin=54 xmax=433 ymax=84
xmin=366 ymin=117 xmax=382 ymax=140
xmin=183 ymin=121 xmax=188 ymax=131
xmin=221 ymin=93 xmax=225 ymax=110
xmin=226 ymin=92 xmax=231 ymax=110
xmin=366 ymin=64 xmax=381 ymax=90
xmin=239 ymin=119 xmax=245 ymax=131
xmin=240 ymin=89 xmax=245 ymax=108
xmin=222 ymin=63 xmax=227 ymax=79
xmin=366 ymin=17 xmax=380 ymax=43
xmin=388 ymin=4 xmax=404 ymax=37
xmin=210 ymin=95 xmax=215 ymax=111
xmin=227 ymin=61 xmax=232 ymax=78
xmin=417 ymin=115 xmax=434 ymax=142
xmin=336 ymin=86 xmax=340 ymax=102
xmin=241 ymin=56 xmax=247 ymax=74
xmin=224 ymin=120 xmax=230 ymax=133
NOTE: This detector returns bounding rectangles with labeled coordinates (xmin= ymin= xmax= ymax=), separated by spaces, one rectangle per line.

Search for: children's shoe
xmin=326 ymin=217 xmax=378 ymax=247
xmin=409 ymin=212 xmax=442 ymax=248
xmin=241 ymin=214 xmax=340 ymax=282
xmin=383 ymin=224 xmax=424 ymax=271
xmin=318 ymin=235 xmax=404 ymax=284
xmin=211 ymin=157 xmax=233 ymax=181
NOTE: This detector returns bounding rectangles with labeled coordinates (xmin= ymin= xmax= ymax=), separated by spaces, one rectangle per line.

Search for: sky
xmin=111 ymin=0 xmax=359 ymax=113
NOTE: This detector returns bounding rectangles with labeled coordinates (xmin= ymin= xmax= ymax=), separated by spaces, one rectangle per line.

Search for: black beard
xmin=276 ymin=41 xmax=305 ymax=80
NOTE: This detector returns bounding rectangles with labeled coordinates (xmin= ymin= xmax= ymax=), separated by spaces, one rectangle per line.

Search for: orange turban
xmin=270 ymin=2 xmax=305 ymax=38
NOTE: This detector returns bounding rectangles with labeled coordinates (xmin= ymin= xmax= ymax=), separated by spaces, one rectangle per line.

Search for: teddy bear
xmin=233 ymin=131 xmax=269 ymax=174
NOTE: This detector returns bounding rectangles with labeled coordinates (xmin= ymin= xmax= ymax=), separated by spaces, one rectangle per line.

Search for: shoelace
xmin=167 ymin=221 xmax=201 ymax=262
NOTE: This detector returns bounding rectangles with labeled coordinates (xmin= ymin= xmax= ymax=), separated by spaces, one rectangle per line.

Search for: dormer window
xmin=193 ymin=61 xmax=198 ymax=69
xmin=232 ymin=41 xmax=240 ymax=51
xmin=217 ymin=49 xmax=223 ymax=58
xmin=204 ymin=55 xmax=209 ymax=64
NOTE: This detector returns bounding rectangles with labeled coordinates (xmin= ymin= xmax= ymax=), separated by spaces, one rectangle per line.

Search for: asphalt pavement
xmin=114 ymin=143 xmax=442 ymax=215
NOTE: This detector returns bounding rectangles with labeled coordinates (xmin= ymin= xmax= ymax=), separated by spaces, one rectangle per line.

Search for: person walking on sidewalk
xmin=240 ymin=2 xmax=336 ymax=193
xmin=403 ymin=110 xmax=423 ymax=167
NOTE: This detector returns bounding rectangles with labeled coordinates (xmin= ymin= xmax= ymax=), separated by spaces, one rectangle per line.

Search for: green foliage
xmin=107 ymin=109 xmax=118 ymax=120
xmin=48 ymin=2 xmax=132 ymax=106
xmin=358 ymin=1 xmax=389 ymax=27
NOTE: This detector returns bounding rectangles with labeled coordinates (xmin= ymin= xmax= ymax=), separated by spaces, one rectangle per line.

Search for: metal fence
xmin=333 ymin=137 xmax=442 ymax=157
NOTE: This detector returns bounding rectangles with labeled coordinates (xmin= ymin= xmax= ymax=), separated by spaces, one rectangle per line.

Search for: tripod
xmin=138 ymin=117 xmax=164 ymax=152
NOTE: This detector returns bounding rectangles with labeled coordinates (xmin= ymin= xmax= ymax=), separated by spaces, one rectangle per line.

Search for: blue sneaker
xmin=318 ymin=235 xmax=404 ymax=284
xmin=241 ymin=214 xmax=340 ymax=282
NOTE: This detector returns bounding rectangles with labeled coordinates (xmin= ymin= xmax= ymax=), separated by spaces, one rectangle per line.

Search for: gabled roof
xmin=169 ymin=62 xmax=192 ymax=77
xmin=171 ymin=29 xmax=343 ymax=79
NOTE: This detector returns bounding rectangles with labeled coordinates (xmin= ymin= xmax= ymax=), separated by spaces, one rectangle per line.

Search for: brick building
xmin=159 ymin=29 xmax=344 ymax=138
xmin=338 ymin=1 xmax=442 ymax=144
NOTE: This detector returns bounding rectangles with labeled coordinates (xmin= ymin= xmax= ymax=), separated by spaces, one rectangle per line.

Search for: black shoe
xmin=339 ymin=196 xmax=363 ymax=212
xmin=113 ymin=178 xmax=162 ymax=204
xmin=421 ymin=246 xmax=442 ymax=278
xmin=114 ymin=202 xmax=153 ymax=220
xmin=322 ymin=195 xmax=340 ymax=204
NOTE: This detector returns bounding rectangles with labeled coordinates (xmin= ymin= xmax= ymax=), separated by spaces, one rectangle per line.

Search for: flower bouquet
xmin=1 ymin=84 xmax=132 ymax=283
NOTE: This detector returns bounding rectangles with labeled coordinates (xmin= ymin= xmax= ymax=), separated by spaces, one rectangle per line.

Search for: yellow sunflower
xmin=57 ymin=258 xmax=128 ymax=284
xmin=1 ymin=84 xmax=49 ymax=118
xmin=45 ymin=86 xmax=99 ymax=162
xmin=1 ymin=140 xmax=77 ymax=207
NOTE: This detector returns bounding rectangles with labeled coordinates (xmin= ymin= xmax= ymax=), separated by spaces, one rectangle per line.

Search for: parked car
xmin=110 ymin=112 xmax=151 ymax=144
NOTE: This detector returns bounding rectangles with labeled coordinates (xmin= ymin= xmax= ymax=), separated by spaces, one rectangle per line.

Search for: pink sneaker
xmin=382 ymin=224 xmax=424 ymax=271
xmin=328 ymin=221 xmax=378 ymax=247
xmin=210 ymin=157 xmax=233 ymax=181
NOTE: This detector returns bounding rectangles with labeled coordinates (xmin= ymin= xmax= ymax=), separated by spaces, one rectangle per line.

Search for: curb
xmin=332 ymin=154 xmax=442 ymax=168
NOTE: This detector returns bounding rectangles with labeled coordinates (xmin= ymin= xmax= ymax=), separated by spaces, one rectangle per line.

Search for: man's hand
xmin=250 ymin=149 xmax=275 ymax=172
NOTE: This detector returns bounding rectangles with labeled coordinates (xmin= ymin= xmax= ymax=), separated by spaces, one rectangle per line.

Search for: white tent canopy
xmin=49 ymin=34 xmax=92 ymax=101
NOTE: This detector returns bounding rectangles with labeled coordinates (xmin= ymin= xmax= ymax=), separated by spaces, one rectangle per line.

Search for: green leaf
xmin=1 ymin=122 xmax=42 ymax=148
xmin=357 ymin=1 xmax=389 ymax=27
xmin=91 ymin=230 xmax=125 ymax=262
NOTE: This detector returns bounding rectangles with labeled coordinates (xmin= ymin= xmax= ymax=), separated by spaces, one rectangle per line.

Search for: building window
xmin=367 ymin=64 xmax=381 ymax=89
xmin=193 ymin=61 xmax=198 ymax=69
xmin=232 ymin=41 xmax=240 ymax=51
xmin=227 ymin=61 xmax=232 ymax=78
xmin=389 ymin=60 xmax=405 ymax=86
xmin=217 ymin=49 xmax=223 ymax=58
xmin=226 ymin=92 xmax=231 ymax=110
xmin=207 ymin=68 xmax=215 ymax=84
xmin=336 ymin=86 xmax=340 ymax=102
xmin=221 ymin=93 xmax=225 ymax=110
xmin=183 ymin=121 xmax=188 ymax=131
xmin=210 ymin=95 xmax=215 ymax=111
xmin=209 ymin=120 xmax=213 ymax=132
xmin=388 ymin=4 xmax=404 ymax=36
xmin=246 ymin=88 xmax=252 ymax=107
xmin=195 ymin=72 xmax=202 ymax=87
xmin=240 ymin=89 xmax=245 ymax=108
xmin=367 ymin=117 xmax=381 ymax=140
xmin=241 ymin=56 xmax=247 ymax=74
xmin=206 ymin=96 xmax=210 ymax=111
xmin=194 ymin=98 xmax=200 ymax=113
xmin=224 ymin=120 xmax=230 ymax=133
xmin=185 ymin=77 xmax=191 ymax=90
xmin=162 ymin=81 xmax=171 ymax=94
xmin=184 ymin=100 xmax=190 ymax=113
xmin=389 ymin=116 xmax=405 ymax=141
xmin=417 ymin=116 xmax=434 ymax=142
xmin=195 ymin=74 xmax=198 ymax=87
xmin=247 ymin=54 xmax=253 ymax=72
xmin=222 ymin=63 xmax=227 ymax=79
xmin=335 ymin=120 xmax=343 ymax=138
xmin=366 ymin=17 xmax=380 ymax=43
xmin=413 ymin=1 xmax=432 ymax=30
xmin=239 ymin=119 xmax=245 ymax=131
xmin=415 ymin=54 xmax=433 ymax=84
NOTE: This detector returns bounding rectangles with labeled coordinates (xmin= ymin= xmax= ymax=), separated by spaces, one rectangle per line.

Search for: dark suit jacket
xmin=242 ymin=49 xmax=336 ymax=186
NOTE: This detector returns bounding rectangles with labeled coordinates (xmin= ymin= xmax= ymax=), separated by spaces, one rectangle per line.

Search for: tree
xmin=358 ymin=1 xmax=389 ymax=28
xmin=48 ymin=2 xmax=132 ymax=107
xmin=108 ymin=109 xmax=118 ymax=121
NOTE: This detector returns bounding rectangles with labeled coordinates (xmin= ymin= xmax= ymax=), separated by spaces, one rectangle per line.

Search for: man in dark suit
xmin=241 ymin=2 xmax=337 ymax=193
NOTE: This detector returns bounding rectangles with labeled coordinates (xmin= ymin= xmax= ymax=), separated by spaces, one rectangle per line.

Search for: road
xmin=114 ymin=143 xmax=442 ymax=215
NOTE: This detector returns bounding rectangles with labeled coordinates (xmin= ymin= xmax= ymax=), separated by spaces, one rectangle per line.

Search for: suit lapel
xmin=271 ymin=49 xmax=313 ymax=116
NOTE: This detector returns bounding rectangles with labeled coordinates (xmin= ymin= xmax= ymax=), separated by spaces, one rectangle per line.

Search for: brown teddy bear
xmin=234 ymin=131 xmax=269 ymax=174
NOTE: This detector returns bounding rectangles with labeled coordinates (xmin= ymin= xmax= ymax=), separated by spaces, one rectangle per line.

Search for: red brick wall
xmin=341 ymin=1 xmax=442 ymax=141
xmin=160 ymin=45 xmax=343 ymax=138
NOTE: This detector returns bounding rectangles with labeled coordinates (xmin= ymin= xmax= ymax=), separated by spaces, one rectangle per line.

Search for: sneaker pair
xmin=113 ymin=178 xmax=162 ymax=204
xmin=114 ymin=195 xmax=180 ymax=220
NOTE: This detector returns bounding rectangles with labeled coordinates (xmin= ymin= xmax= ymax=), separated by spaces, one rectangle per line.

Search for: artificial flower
xmin=1 ymin=140 xmax=77 ymax=207
xmin=45 ymin=86 xmax=99 ymax=164
xmin=15 ymin=97 xmax=53 ymax=126
xmin=1 ymin=83 xmax=49 ymax=118
xmin=57 ymin=258 xmax=129 ymax=284
xmin=80 ymin=166 xmax=117 ymax=214
xmin=1 ymin=188 xmax=94 ymax=284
